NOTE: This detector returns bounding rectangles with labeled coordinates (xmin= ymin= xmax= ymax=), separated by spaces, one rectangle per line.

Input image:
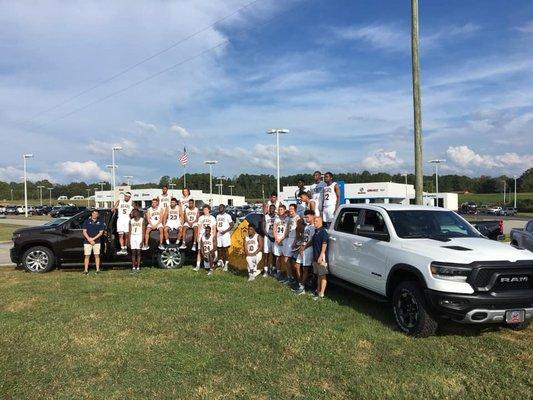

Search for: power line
xmin=31 ymin=1 xmax=307 ymax=129
xmin=19 ymin=0 xmax=262 ymax=126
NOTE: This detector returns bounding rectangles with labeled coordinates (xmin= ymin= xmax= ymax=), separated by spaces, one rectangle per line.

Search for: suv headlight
xmin=430 ymin=263 xmax=471 ymax=282
xmin=12 ymin=233 xmax=21 ymax=240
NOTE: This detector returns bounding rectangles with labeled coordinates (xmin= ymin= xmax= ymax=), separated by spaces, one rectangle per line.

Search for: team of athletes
xmin=112 ymin=171 xmax=339 ymax=299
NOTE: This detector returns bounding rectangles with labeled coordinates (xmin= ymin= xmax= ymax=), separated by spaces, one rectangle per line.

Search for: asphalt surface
xmin=0 ymin=218 xmax=47 ymax=227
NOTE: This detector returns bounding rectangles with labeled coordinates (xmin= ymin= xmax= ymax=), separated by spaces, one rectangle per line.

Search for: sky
xmin=1 ymin=0 xmax=532 ymax=183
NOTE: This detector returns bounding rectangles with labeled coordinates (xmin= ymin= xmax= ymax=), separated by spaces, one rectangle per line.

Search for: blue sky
xmin=1 ymin=0 xmax=532 ymax=183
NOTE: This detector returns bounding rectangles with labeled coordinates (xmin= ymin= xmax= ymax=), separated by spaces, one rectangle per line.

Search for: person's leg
xmin=137 ymin=249 xmax=142 ymax=270
xmin=158 ymin=227 xmax=164 ymax=244
xmin=164 ymin=226 xmax=170 ymax=243
xmin=95 ymin=255 xmax=100 ymax=272
xmin=84 ymin=255 xmax=90 ymax=273
xmin=131 ymin=251 xmax=136 ymax=270
xmin=319 ymin=275 xmax=327 ymax=297
xmin=119 ymin=232 xmax=125 ymax=249
xmin=293 ymin=261 xmax=301 ymax=282
xmin=144 ymin=227 xmax=152 ymax=248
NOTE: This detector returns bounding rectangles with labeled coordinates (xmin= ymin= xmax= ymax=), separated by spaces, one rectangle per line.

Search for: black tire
xmin=392 ymin=280 xmax=438 ymax=337
xmin=21 ymin=246 xmax=55 ymax=273
xmin=507 ymin=321 xmax=530 ymax=331
xmin=157 ymin=246 xmax=184 ymax=269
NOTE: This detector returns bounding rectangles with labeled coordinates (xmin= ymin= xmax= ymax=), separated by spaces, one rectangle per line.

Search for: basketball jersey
xmin=323 ymin=182 xmax=338 ymax=209
xmin=159 ymin=193 xmax=172 ymax=209
xmin=118 ymin=198 xmax=133 ymax=220
xmin=303 ymin=223 xmax=316 ymax=244
xmin=216 ymin=213 xmax=232 ymax=234
xmin=294 ymin=188 xmax=306 ymax=216
xmin=309 ymin=199 xmax=320 ymax=216
xmin=167 ymin=205 xmax=181 ymax=223
xmin=148 ymin=206 xmax=162 ymax=224
xmin=288 ymin=215 xmax=300 ymax=239
xmin=180 ymin=195 xmax=191 ymax=209
xmin=264 ymin=214 xmax=276 ymax=236
xmin=245 ymin=234 xmax=259 ymax=254
xmin=198 ymin=214 xmax=216 ymax=231
xmin=201 ymin=234 xmax=215 ymax=254
xmin=130 ymin=218 xmax=143 ymax=236
xmin=275 ymin=215 xmax=288 ymax=238
xmin=310 ymin=181 xmax=326 ymax=208
xmin=185 ymin=207 xmax=199 ymax=223
xmin=266 ymin=200 xmax=281 ymax=210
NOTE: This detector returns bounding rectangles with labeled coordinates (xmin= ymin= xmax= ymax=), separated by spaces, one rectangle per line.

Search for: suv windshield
xmin=388 ymin=210 xmax=481 ymax=240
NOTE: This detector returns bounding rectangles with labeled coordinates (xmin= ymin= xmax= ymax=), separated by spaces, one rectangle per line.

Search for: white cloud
xmin=517 ymin=21 xmax=533 ymax=34
xmin=0 ymin=165 xmax=52 ymax=182
xmin=134 ymin=120 xmax=158 ymax=133
xmin=446 ymin=145 xmax=533 ymax=172
xmin=362 ymin=149 xmax=404 ymax=170
xmin=56 ymin=161 xmax=110 ymax=181
xmin=170 ymin=124 xmax=191 ymax=138
xmin=87 ymin=138 xmax=138 ymax=157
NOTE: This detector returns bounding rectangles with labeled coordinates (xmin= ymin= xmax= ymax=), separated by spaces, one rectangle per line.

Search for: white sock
xmin=196 ymin=260 xmax=200 ymax=268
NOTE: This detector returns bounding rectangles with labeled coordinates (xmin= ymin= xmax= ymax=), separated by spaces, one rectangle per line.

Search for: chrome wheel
xmin=25 ymin=250 xmax=49 ymax=272
xmin=158 ymin=248 xmax=182 ymax=269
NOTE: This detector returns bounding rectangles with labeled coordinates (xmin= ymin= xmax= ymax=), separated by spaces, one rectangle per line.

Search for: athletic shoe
xmin=207 ymin=270 xmax=213 ymax=276
xmin=83 ymin=271 xmax=89 ymax=275
xmin=222 ymin=263 xmax=228 ymax=272
xmin=158 ymin=244 xmax=165 ymax=250
xmin=217 ymin=259 xmax=224 ymax=268
xmin=179 ymin=242 xmax=187 ymax=250
xmin=141 ymin=245 xmax=150 ymax=251
xmin=262 ymin=270 xmax=268 ymax=278
xmin=247 ymin=274 xmax=255 ymax=282
xmin=293 ymin=287 xmax=305 ymax=295
xmin=252 ymin=270 xmax=261 ymax=279
xmin=165 ymin=239 xmax=170 ymax=245
xmin=312 ymin=293 xmax=324 ymax=301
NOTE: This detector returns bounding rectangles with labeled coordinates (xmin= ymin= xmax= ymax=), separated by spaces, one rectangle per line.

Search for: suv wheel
xmin=157 ymin=246 xmax=184 ymax=269
xmin=21 ymin=246 xmax=55 ymax=273
xmin=392 ymin=281 xmax=438 ymax=337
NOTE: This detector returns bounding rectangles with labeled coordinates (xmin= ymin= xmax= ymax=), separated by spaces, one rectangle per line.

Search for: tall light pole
xmin=428 ymin=159 xmax=445 ymax=207
xmin=86 ymin=188 xmax=91 ymax=207
xmin=98 ymin=182 xmax=106 ymax=192
xmin=47 ymin=187 xmax=53 ymax=206
xmin=111 ymin=146 xmax=122 ymax=202
xmin=267 ymin=128 xmax=289 ymax=195
xmin=22 ymin=154 xmax=33 ymax=218
xmin=37 ymin=185 xmax=45 ymax=206
xmin=10 ymin=188 xmax=14 ymax=201
xmin=123 ymin=175 xmax=133 ymax=186
xmin=228 ymin=185 xmax=235 ymax=196
xmin=401 ymin=173 xmax=408 ymax=204
xmin=169 ymin=182 xmax=175 ymax=191
xmin=514 ymin=176 xmax=517 ymax=210
xmin=204 ymin=160 xmax=218 ymax=206
xmin=411 ymin=0 xmax=423 ymax=205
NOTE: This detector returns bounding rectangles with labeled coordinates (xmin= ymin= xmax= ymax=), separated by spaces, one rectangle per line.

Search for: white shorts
xmin=83 ymin=243 xmax=101 ymax=256
xmin=130 ymin=235 xmax=142 ymax=250
xmin=203 ymin=251 xmax=218 ymax=268
xmin=217 ymin=232 xmax=231 ymax=248
xmin=322 ymin=206 xmax=335 ymax=223
xmin=246 ymin=253 xmax=263 ymax=272
xmin=165 ymin=222 xmax=181 ymax=230
xmin=184 ymin=221 xmax=198 ymax=228
xmin=296 ymin=246 xmax=313 ymax=266
xmin=148 ymin=223 xmax=163 ymax=230
xmin=282 ymin=238 xmax=295 ymax=258
xmin=117 ymin=218 xmax=130 ymax=234
xmin=264 ymin=236 xmax=275 ymax=253
xmin=273 ymin=240 xmax=284 ymax=257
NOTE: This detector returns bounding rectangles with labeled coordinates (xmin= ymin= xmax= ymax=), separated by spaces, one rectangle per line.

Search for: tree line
xmin=2 ymin=168 xmax=532 ymax=203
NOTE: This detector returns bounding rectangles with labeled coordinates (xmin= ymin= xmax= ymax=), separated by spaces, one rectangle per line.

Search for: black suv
xmin=10 ymin=209 xmax=195 ymax=273
xmin=49 ymin=206 xmax=87 ymax=218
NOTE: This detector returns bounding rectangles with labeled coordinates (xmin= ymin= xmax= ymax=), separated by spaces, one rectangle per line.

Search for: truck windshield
xmin=388 ymin=210 xmax=481 ymax=240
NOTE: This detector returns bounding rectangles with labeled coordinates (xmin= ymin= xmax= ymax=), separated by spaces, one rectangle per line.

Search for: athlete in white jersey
xmin=298 ymin=191 xmax=319 ymax=216
xmin=143 ymin=198 xmax=165 ymax=251
xmin=322 ymin=172 xmax=340 ymax=226
xmin=263 ymin=204 xmax=277 ymax=276
xmin=180 ymin=198 xmax=199 ymax=250
xmin=293 ymin=210 xmax=317 ymax=294
xmin=179 ymin=187 xmax=192 ymax=209
xmin=294 ymin=179 xmax=306 ymax=217
xmin=216 ymin=204 xmax=234 ymax=271
xmin=199 ymin=225 xmax=217 ymax=274
xmin=113 ymin=192 xmax=134 ymax=255
xmin=310 ymin=171 xmax=326 ymax=214
xmin=273 ymin=204 xmax=289 ymax=277
xmin=244 ymin=225 xmax=263 ymax=281
xmin=164 ymin=198 xmax=183 ymax=246
xmin=281 ymin=204 xmax=300 ymax=283
xmin=158 ymin=185 xmax=173 ymax=211
xmin=129 ymin=209 xmax=144 ymax=272
xmin=263 ymin=192 xmax=281 ymax=214
xmin=194 ymin=204 xmax=217 ymax=271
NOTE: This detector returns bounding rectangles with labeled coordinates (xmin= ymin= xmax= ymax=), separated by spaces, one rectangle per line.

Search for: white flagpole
xmin=183 ymin=164 xmax=187 ymax=188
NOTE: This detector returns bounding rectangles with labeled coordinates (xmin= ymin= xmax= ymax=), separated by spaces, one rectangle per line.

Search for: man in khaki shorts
xmin=311 ymin=216 xmax=329 ymax=300
xmin=82 ymin=209 xmax=105 ymax=275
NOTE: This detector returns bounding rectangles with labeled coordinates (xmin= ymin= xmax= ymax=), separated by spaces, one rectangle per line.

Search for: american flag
xmin=179 ymin=147 xmax=189 ymax=166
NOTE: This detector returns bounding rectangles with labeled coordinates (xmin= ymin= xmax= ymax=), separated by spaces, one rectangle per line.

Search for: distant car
xmin=486 ymin=206 xmax=502 ymax=215
xmin=0 ymin=205 xmax=6 ymax=214
xmin=5 ymin=205 xmax=18 ymax=215
xmin=499 ymin=207 xmax=517 ymax=216
xmin=70 ymin=195 xmax=85 ymax=200
xmin=16 ymin=205 xmax=26 ymax=214
xmin=49 ymin=206 xmax=87 ymax=218
xmin=57 ymin=196 xmax=68 ymax=201
xmin=33 ymin=205 xmax=52 ymax=215
xmin=510 ymin=220 xmax=533 ymax=252
xmin=459 ymin=202 xmax=477 ymax=215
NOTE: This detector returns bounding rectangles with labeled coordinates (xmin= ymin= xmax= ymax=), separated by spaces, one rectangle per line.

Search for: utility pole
xmin=513 ymin=176 xmax=517 ymax=209
xmin=47 ymin=187 xmax=53 ymax=206
xmin=411 ymin=0 xmax=423 ymax=205
xmin=37 ymin=185 xmax=45 ymax=206
xmin=503 ymin=180 xmax=506 ymax=204
xmin=228 ymin=185 xmax=235 ymax=196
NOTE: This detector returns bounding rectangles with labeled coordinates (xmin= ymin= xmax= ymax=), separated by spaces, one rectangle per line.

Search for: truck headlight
xmin=430 ymin=263 xmax=471 ymax=282
xmin=12 ymin=233 xmax=21 ymax=240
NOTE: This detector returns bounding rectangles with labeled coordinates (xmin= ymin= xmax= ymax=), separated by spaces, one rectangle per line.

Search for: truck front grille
xmin=469 ymin=266 xmax=533 ymax=292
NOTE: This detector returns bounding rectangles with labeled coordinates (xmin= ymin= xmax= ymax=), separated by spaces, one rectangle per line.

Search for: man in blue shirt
xmin=82 ymin=210 xmax=105 ymax=274
xmin=312 ymin=215 xmax=329 ymax=300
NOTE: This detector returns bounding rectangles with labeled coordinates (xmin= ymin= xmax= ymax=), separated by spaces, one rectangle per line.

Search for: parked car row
xmin=460 ymin=202 xmax=517 ymax=216
xmin=0 ymin=204 xmax=85 ymax=216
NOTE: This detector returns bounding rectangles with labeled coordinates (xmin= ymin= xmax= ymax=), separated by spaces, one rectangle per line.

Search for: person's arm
xmin=224 ymin=216 xmax=234 ymax=235
xmin=273 ymin=220 xmax=279 ymax=243
xmin=93 ymin=228 xmax=104 ymax=241
xmin=281 ymin=220 xmax=290 ymax=241
xmin=254 ymin=236 xmax=263 ymax=256
xmin=211 ymin=236 xmax=218 ymax=256
xmin=318 ymin=232 xmax=328 ymax=264
xmin=82 ymin=228 xmax=94 ymax=245
xmin=334 ymin=184 xmax=340 ymax=211
xmin=112 ymin=200 xmax=119 ymax=212
xmin=243 ymin=238 xmax=249 ymax=256
xmin=310 ymin=200 xmax=316 ymax=213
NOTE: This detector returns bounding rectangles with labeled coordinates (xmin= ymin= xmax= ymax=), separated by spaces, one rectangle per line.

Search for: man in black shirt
xmin=312 ymin=216 xmax=329 ymax=300
xmin=82 ymin=210 xmax=105 ymax=274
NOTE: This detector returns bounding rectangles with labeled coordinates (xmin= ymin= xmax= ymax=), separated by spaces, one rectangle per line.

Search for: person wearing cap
xmin=113 ymin=191 xmax=134 ymax=255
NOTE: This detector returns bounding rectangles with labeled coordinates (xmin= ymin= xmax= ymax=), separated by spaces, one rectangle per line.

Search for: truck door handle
xmin=330 ymin=237 xmax=337 ymax=242
xmin=353 ymin=242 xmax=363 ymax=248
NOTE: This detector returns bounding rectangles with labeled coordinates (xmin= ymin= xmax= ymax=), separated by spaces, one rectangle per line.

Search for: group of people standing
xmin=84 ymin=171 xmax=341 ymax=299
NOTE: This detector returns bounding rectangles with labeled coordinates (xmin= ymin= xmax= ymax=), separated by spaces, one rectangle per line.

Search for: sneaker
xmin=141 ymin=245 xmax=150 ymax=251
xmin=166 ymin=239 xmax=170 ymax=245
xmin=207 ymin=270 xmax=213 ymax=276
xmin=217 ymin=259 xmax=224 ymax=268
xmin=262 ymin=270 xmax=268 ymax=278
xmin=193 ymin=266 xmax=200 ymax=272
xmin=312 ymin=293 xmax=324 ymax=301
xmin=252 ymin=270 xmax=261 ymax=279
xmin=222 ymin=263 xmax=228 ymax=272
xmin=191 ymin=243 xmax=197 ymax=251
xmin=179 ymin=242 xmax=187 ymax=250
xmin=83 ymin=271 xmax=89 ymax=275
xmin=158 ymin=244 xmax=165 ymax=250
xmin=293 ymin=287 xmax=305 ymax=295
xmin=247 ymin=274 xmax=255 ymax=282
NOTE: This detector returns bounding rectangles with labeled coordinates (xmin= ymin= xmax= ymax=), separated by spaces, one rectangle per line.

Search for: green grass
xmin=0 ymin=224 xmax=24 ymax=242
xmin=4 ymin=214 xmax=51 ymax=221
xmin=0 ymin=267 xmax=531 ymax=399
xmin=459 ymin=192 xmax=533 ymax=205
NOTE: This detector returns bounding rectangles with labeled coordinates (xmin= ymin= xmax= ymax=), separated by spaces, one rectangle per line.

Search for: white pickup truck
xmin=327 ymin=204 xmax=533 ymax=337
